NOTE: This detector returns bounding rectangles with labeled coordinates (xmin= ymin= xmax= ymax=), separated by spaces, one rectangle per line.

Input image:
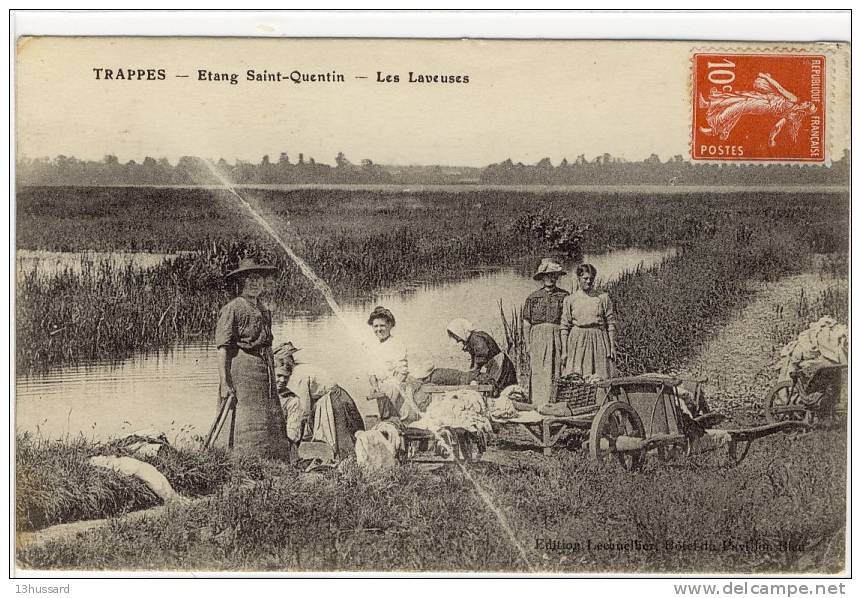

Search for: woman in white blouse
xmin=366 ymin=305 xmax=409 ymax=387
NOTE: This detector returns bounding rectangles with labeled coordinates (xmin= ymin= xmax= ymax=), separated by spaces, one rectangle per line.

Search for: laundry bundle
xmin=775 ymin=316 xmax=848 ymax=382
xmin=355 ymin=421 xmax=403 ymax=471
xmin=411 ymin=389 xmax=493 ymax=437
xmin=89 ymin=455 xmax=185 ymax=503
xmin=490 ymin=384 xmax=530 ymax=419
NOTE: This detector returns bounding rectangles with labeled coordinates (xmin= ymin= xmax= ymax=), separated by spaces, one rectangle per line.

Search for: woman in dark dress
xmin=446 ymin=318 xmax=517 ymax=395
xmin=215 ymin=258 xmax=292 ymax=460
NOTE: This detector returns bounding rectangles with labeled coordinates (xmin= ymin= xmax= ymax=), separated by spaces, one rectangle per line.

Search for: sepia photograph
xmin=11 ymin=14 xmax=851 ymax=578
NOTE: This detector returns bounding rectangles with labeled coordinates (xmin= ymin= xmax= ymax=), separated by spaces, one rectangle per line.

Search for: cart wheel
xmin=589 ymin=402 xmax=646 ymax=471
xmin=764 ymin=380 xmax=809 ymax=424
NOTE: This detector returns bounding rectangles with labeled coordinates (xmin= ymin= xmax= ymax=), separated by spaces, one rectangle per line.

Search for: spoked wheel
xmin=589 ymin=402 xmax=646 ymax=471
xmin=764 ymin=381 xmax=810 ymax=424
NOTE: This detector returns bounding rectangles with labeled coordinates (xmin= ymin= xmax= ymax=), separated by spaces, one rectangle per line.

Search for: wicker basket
xmin=552 ymin=375 xmax=599 ymax=408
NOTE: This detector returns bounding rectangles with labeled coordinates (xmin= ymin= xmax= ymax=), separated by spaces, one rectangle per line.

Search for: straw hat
xmin=225 ymin=258 xmax=278 ymax=279
xmin=532 ymin=258 xmax=566 ymax=281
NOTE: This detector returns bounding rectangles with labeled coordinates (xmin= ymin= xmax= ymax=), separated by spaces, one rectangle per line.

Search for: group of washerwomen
xmin=214 ymin=256 xmax=617 ymax=462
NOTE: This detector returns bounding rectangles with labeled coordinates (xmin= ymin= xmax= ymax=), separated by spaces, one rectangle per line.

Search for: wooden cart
xmin=490 ymin=404 xmax=597 ymax=455
xmin=587 ymin=376 xmax=810 ymax=470
xmin=763 ymin=364 xmax=847 ymax=426
xmin=371 ymin=384 xmax=496 ymax=463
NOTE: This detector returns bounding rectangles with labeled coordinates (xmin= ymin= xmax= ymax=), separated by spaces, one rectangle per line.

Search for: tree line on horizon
xmin=480 ymin=151 xmax=850 ymax=185
xmin=16 ymin=150 xmax=849 ymax=186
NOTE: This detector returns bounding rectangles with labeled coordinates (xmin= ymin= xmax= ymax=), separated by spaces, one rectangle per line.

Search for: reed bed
xmin=17 ymin=186 xmax=848 ymax=254
xmin=607 ymin=225 xmax=807 ymax=374
xmin=16 ymin=187 xmax=848 ymax=374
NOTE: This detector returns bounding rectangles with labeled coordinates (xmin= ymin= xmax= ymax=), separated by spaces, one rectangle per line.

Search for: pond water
xmin=15 ymin=247 xmax=674 ymax=442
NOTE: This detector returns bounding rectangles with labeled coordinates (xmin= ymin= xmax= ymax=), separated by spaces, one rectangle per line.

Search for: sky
xmin=16 ymin=38 xmax=850 ymax=167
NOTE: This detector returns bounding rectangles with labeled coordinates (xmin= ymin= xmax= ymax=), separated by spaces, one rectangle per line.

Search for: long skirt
xmin=563 ymin=326 xmax=616 ymax=380
xmin=310 ymin=385 xmax=365 ymax=458
xmin=528 ymin=322 xmax=563 ymax=410
xmin=482 ymin=352 xmax=518 ymax=396
xmin=225 ymin=349 xmax=292 ymax=460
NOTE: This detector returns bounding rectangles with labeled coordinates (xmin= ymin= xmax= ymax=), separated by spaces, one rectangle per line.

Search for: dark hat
xmin=225 ymin=258 xmax=278 ymax=279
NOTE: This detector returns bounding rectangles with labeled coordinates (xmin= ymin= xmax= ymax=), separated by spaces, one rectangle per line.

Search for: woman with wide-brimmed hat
xmin=522 ymin=258 xmax=569 ymax=409
xmin=214 ymin=258 xmax=292 ymax=460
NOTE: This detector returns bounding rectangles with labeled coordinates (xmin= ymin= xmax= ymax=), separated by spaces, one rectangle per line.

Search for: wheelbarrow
xmin=764 ymin=363 xmax=848 ymax=426
xmin=586 ymin=376 xmax=810 ymax=470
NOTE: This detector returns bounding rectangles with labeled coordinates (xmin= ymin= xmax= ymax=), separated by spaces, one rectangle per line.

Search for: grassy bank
xmin=15 ymin=432 xmax=285 ymax=532
xmin=15 ymin=188 xmax=848 ymax=374
xmin=607 ymin=225 xmax=808 ymax=374
xmin=18 ymin=429 xmax=845 ymax=572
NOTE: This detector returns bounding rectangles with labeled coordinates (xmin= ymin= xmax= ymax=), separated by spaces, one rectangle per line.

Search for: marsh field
xmin=15 ymin=184 xmax=849 ymax=572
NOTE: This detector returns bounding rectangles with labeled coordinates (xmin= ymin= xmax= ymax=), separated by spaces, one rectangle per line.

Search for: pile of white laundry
xmin=488 ymin=385 xmax=528 ymax=420
xmin=410 ymin=389 xmax=492 ymax=437
xmin=775 ymin=316 xmax=848 ymax=382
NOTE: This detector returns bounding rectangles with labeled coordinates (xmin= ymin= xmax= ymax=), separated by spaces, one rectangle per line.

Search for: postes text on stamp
xmin=693 ymin=53 xmax=825 ymax=161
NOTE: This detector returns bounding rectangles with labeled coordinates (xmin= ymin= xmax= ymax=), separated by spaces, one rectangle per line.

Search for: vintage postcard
xmin=13 ymin=34 xmax=850 ymax=577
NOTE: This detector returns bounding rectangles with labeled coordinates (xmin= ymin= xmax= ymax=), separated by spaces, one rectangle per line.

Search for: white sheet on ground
xmin=89 ymin=455 xmax=183 ymax=503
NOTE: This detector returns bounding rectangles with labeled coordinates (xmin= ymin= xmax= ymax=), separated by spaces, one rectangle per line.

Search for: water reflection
xmin=15 ymin=247 xmax=674 ymax=441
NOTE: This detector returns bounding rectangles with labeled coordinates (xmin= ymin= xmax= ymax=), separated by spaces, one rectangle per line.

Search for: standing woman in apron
xmin=215 ymin=258 xmax=292 ymax=460
xmin=560 ymin=263 xmax=618 ymax=381
xmin=522 ymin=259 xmax=569 ymax=410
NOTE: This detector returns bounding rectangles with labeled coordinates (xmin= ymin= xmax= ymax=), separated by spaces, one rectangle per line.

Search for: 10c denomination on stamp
xmin=693 ymin=53 xmax=825 ymax=161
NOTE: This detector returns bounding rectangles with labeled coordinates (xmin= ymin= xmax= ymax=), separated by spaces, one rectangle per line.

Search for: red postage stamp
xmin=692 ymin=53 xmax=825 ymax=161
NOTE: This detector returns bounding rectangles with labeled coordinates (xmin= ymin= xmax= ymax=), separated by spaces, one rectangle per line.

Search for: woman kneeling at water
xmin=273 ymin=342 xmax=365 ymax=459
xmin=446 ymin=318 xmax=517 ymax=395
xmin=215 ymin=258 xmax=292 ymax=460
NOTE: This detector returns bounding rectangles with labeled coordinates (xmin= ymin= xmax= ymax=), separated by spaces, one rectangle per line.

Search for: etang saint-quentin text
xmin=92 ymin=68 xmax=470 ymax=85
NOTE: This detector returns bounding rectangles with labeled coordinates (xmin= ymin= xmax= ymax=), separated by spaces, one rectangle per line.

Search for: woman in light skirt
xmin=560 ymin=263 xmax=617 ymax=380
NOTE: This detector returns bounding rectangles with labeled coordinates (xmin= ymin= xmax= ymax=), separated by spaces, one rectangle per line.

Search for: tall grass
xmin=15 ymin=432 xmax=269 ymax=532
xmin=16 ymin=188 xmax=848 ymax=373
xmin=18 ymin=430 xmax=846 ymax=572
xmin=608 ymin=224 xmax=809 ymax=374
xmin=768 ymin=283 xmax=849 ymax=351
xmin=498 ymin=300 xmax=529 ymax=384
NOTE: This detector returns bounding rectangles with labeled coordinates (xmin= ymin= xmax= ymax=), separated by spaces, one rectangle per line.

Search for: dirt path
xmin=677 ymin=270 xmax=843 ymax=425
